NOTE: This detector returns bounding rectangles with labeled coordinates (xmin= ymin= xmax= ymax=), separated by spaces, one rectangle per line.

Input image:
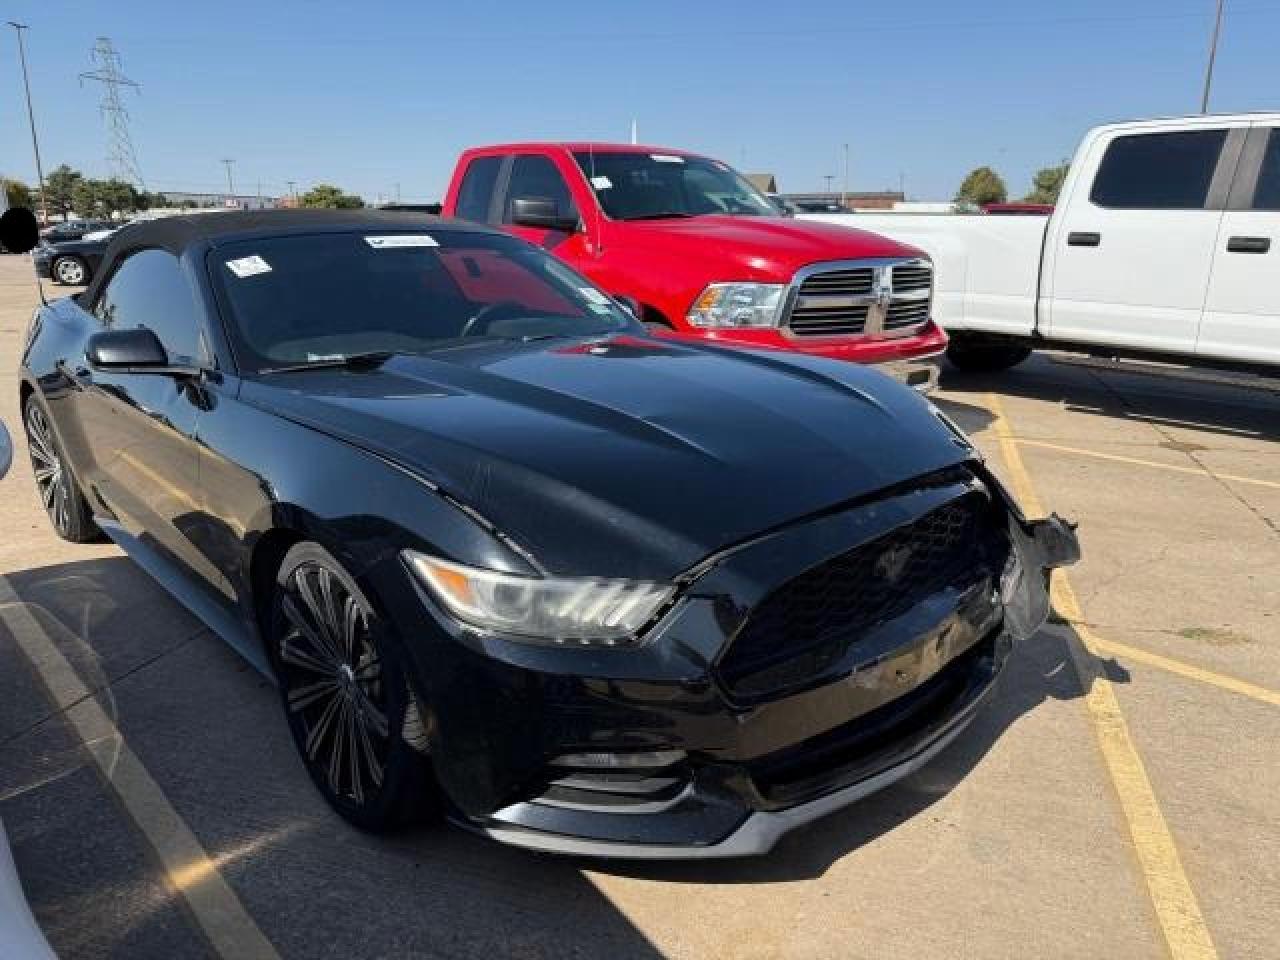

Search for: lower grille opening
xmin=532 ymin=756 xmax=692 ymax=814
xmin=717 ymin=488 xmax=1007 ymax=701
xmin=749 ymin=633 xmax=995 ymax=806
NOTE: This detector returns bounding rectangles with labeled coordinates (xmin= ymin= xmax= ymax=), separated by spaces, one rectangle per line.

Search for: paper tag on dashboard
xmin=650 ymin=154 xmax=684 ymax=163
xmin=225 ymin=255 xmax=272 ymax=278
xmin=365 ymin=235 xmax=439 ymax=249
xmin=590 ymin=176 xmax=613 ymax=189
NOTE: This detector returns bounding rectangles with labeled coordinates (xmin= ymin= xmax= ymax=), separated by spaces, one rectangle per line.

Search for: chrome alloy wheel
xmin=53 ymin=257 xmax=86 ymax=285
xmin=25 ymin=402 xmax=71 ymax=536
xmin=278 ymin=563 xmax=390 ymax=806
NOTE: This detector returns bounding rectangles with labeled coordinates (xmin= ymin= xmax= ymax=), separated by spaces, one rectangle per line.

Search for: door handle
xmin=1067 ymin=231 xmax=1101 ymax=247
xmin=1226 ymin=236 xmax=1270 ymax=254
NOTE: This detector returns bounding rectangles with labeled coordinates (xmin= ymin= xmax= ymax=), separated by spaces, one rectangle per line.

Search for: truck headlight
xmin=404 ymin=551 xmax=675 ymax=646
xmin=687 ymin=282 xmax=785 ymax=328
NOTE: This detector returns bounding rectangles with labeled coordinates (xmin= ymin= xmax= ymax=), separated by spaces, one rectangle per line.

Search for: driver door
xmin=75 ymin=248 xmax=211 ymax=579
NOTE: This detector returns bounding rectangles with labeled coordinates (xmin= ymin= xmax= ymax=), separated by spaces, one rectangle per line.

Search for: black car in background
xmin=34 ymin=230 xmax=116 ymax=285
xmin=19 ymin=209 xmax=1077 ymax=857
xmin=39 ymin=218 xmax=113 ymax=243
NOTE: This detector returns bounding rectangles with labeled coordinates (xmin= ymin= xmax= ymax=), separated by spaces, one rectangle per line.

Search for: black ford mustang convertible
xmin=18 ymin=210 xmax=1077 ymax=857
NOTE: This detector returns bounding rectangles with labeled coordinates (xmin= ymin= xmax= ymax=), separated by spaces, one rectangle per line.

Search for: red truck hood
xmin=608 ymin=214 xmax=924 ymax=280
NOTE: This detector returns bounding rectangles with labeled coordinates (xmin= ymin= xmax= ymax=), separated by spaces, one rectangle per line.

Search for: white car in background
xmin=801 ymin=112 xmax=1280 ymax=373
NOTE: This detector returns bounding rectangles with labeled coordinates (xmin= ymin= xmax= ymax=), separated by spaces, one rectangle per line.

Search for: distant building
xmin=744 ymin=173 xmax=778 ymax=193
xmin=155 ymin=191 xmax=281 ymax=211
xmin=779 ymin=190 xmax=905 ymax=212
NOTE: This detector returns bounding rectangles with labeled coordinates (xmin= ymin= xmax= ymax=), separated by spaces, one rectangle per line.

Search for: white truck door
xmin=1199 ymin=124 xmax=1280 ymax=366
xmin=1046 ymin=125 xmax=1244 ymax=353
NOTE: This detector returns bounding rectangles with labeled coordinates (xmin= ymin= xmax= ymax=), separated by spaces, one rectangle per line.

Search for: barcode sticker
xmin=365 ymin=235 xmax=439 ymax=249
xmin=590 ymin=176 xmax=613 ymax=189
xmin=225 ymin=255 xmax=272 ymax=278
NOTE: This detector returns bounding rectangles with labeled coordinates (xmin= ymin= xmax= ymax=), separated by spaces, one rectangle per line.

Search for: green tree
xmin=71 ymin=178 xmax=102 ymax=218
xmin=45 ymin=164 xmax=84 ymax=219
xmin=3 ymin=178 xmax=32 ymax=209
xmin=1024 ymin=162 xmax=1069 ymax=204
xmin=954 ymin=166 xmax=1008 ymax=210
xmin=299 ymin=183 xmax=364 ymax=209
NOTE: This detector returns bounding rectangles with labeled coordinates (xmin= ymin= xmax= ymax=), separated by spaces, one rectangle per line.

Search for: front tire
xmin=24 ymin=394 xmax=100 ymax=543
xmin=269 ymin=542 xmax=435 ymax=831
xmin=945 ymin=334 xmax=1032 ymax=372
xmin=52 ymin=255 xmax=89 ymax=286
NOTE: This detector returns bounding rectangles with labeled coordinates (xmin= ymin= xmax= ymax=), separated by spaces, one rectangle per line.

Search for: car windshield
xmin=211 ymin=229 xmax=636 ymax=373
xmin=573 ymin=151 xmax=777 ymax=220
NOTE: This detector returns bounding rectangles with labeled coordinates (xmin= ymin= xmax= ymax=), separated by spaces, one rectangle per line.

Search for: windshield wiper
xmin=258 ymin=350 xmax=398 ymax=375
xmin=622 ymin=211 xmax=696 ymax=221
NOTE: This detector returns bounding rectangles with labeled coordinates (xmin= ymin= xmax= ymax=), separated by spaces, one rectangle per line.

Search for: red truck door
xmin=496 ymin=153 xmax=596 ymax=271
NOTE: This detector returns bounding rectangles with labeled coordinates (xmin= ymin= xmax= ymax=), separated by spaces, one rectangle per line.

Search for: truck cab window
xmin=454 ymin=156 xmax=503 ymax=223
xmin=1252 ymin=129 xmax=1280 ymax=210
xmin=504 ymin=155 xmax=577 ymax=222
xmin=1090 ymin=130 xmax=1227 ymax=209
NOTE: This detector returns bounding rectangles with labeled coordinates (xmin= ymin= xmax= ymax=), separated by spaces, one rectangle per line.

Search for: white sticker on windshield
xmin=590 ymin=175 xmax=613 ymax=190
xmin=579 ymin=287 xmax=611 ymax=305
xmin=225 ymin=255 xmax=272 ymax=278
xmin=650 ymin=154 xmax=685 ymax=163
xmin=364 ymin=234 xmax=439 ymax=249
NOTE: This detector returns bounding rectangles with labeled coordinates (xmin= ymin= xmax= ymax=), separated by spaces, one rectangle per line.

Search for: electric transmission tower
xmin=79 ymin=37 xmax=146 ymax=189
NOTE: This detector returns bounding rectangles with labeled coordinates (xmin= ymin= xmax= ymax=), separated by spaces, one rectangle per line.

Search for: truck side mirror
xmin=511 ymin=196 xmax=580 ymax=233
xmin=0 ymin=207 xmax=40 ymax=255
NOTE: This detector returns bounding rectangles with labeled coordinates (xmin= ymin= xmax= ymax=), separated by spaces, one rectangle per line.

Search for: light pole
xmin=841 ymin=143 xmax=849 ymax=210
xmin=221 ymin=158 xmax=236 ymax=205
xmin=7 ymin=22 xmax=48 ymax=224
xmin=1200 ymin=0 xmax=1225 ymax=114
xmin=823 ymin=174 xmax=834 ymax=195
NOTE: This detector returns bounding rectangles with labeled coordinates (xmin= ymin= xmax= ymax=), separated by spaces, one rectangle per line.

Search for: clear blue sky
xmin=3 ymin=0 xmax=1279 ymax=203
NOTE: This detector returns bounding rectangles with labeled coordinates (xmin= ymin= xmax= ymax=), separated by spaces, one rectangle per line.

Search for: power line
xmin=1201 ymin=0 xmax=1226 ymax=113
xmin=79 ymin=37 xmax=146 ymax=189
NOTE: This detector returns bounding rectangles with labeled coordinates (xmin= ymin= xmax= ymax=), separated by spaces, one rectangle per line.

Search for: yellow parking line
xmin=1082 ymin=635 xmax=1280 ymax=709
xmin=985 ymin=393 xmax=1219 ymax=960
xmin=0 ymin=576 xmax=281 ymax=960
xmin=1012 ymin=438 xmax=1280 ymax=491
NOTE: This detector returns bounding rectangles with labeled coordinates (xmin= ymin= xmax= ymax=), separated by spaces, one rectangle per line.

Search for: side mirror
xmin=510 ymin=196 xmax=579 ymax=233
xmin=0 ymin=207 xmax=41 ymax=255
xmin=86 ymin=328 xmax=170 ymax=370
xmin=0 ymin=420 xmax=12 ymax=480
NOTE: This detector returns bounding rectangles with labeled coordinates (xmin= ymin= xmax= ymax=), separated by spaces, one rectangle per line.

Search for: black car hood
xmin=241 ymin=335 xmax=969 ymax=579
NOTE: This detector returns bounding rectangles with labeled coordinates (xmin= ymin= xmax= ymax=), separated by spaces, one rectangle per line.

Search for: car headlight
xmin=403 ymin=551 xmax=675 ymax=646
xmin=687 ymin=282 xmax=785 ymax=328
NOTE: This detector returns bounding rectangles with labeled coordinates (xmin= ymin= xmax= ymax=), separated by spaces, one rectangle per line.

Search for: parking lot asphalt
xmin=1 ymin=253 xmax=1277 ymax=960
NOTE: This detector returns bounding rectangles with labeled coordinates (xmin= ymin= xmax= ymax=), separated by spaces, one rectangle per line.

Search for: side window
xmin=1251 ymin=129 xmax=1280 ymax=210
xmin=1090 ymin=130 xmax=1227 ymax=209
xmin=92 ymin=249 xmax=203 ymax=363
xmin=504 ymin=154 xmax=577 ymax=222
xmin=454 ymin=156 xmax=502 ymax=223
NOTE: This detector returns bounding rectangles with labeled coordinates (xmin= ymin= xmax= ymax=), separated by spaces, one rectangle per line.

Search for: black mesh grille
xmin=718 ymin=492 xmax=1002 ymax=699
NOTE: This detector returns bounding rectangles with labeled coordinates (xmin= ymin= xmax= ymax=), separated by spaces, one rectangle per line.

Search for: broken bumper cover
xmin=447 ymin=485 xmax=1080 ymax=860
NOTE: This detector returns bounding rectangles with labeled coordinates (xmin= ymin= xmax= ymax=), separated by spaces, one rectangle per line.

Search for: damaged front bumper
xmin=423 ymin=466 xmax=1080 ymax=859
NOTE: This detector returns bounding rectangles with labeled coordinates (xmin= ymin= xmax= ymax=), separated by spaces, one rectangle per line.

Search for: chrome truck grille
xmin=783 ymin=258 xmax=933 ymax=338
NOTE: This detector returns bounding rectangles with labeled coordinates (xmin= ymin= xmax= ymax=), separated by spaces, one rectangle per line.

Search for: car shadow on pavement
xmin=1 ymin=556 xmax=667 ymax=960
xmin=939 ymin=356 xmax=1280 ymax=442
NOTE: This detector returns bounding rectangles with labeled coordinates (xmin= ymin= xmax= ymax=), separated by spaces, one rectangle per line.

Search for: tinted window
xmin=454 ymin=156 xmax=502 ymax=222
xmin=92 ymin=249 xmax=203 ymax=363
xmin=1252 ymin=129 xmax=1280 ymax=210
xmin=572 ymin=152 xmax=776 ymax=219
xmin=210 ymin=230 xmax=633 ymax=372
xmin=1090 ymin=130 xmax=1226 ymax=209
xmin=504 ymin=155 xmax=577 ymax=222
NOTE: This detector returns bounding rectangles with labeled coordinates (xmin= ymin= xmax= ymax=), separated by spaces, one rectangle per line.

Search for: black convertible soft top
xmin=83 ymin=209 xmax=493 ymax=304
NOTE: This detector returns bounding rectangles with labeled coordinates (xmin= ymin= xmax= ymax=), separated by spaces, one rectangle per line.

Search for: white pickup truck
xmin=801 ymin=113 xmax=1280 ymax=372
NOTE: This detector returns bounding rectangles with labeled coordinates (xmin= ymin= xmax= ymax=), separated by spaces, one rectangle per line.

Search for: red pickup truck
xmin=442 ymin=143 xmax=947 ymax=387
